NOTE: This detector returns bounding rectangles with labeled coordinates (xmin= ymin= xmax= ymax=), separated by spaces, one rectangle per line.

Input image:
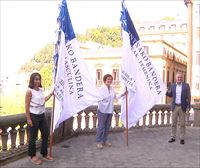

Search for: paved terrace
xmin=2 ymin=127 xmax=200 ymax=168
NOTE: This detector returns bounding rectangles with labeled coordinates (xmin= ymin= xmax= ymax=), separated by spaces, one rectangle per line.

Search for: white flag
xmin=120 ymin=1 xmax=165 ymax=128
xmin=53 ymin=0 xmax=102 ymax=131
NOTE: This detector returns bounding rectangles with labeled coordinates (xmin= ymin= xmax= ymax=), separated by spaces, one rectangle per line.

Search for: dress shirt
xmin=175 ymin=83 xmax=182 ymax=104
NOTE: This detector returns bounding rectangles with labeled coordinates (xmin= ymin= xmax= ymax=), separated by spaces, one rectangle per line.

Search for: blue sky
xmin=0 ymin=0 xmax=187 ymax=76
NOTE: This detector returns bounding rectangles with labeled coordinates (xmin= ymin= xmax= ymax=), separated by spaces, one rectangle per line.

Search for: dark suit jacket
xmin=166 ymin=82 xmax=191 ymax=111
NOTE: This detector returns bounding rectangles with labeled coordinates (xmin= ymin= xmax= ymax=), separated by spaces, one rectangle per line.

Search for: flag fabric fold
xmin=53 ymin=0 xmax=102 ymax=131
xmin=120 ymin=0 xmax=165 ymax=128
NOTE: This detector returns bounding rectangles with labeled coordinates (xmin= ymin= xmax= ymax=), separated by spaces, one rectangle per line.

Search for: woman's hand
xmin=27 ymin=119 xmax=33 ymax=127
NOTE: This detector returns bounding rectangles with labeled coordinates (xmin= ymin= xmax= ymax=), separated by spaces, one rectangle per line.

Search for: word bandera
xmin=65 ymin=43 xmax=84 ymax=99
xmin=132 ymin=42 xmax=162 ymax=95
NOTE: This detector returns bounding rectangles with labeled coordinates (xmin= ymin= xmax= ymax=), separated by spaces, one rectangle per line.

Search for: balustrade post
xmin=193 ymin=104 xmax=200 ymax=127
xmin=114 ymin=112 xmax=120 ymax=128
xmin=155 ymin=111 xmax=159 ymax=126
xmin=84 ymin=112 xmax=90 ymax=131
xmin=166 ymin=110 xmax=171 ymax=125
xmin=9 ymin=126 xmax=17 ymax=150
xmin=76 ymin=112 xmax=83 ymax=131
xmin=143 ymin=114 xmax=147 ymax=126
xmin=92 ymin=111 xmax=97 ymax=130
xmin=1 ymin=127 xmax=9 ymax=151
xmin=18 ymin=124 xmax=25 ymax=147
xmin=25 ymin=125 xmax=30 ymax=144
xmin=148 ymin=111 xmax=153 ymax=127
xmin=161 ymin=111 xmax=165 ymax=126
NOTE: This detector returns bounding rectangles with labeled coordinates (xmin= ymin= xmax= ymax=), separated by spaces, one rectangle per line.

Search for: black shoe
xmin=180 ymin=140 xmax=185 ymax=144
xmin=168 ymin=138 xmax=175 ymax=143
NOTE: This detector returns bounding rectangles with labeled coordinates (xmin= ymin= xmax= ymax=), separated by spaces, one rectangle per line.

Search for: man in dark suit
xmin=166 ymin=72 xmax=191 ymax=144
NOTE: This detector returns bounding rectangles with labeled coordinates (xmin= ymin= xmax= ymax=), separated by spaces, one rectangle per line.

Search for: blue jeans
xmin=96 ymin=111 xmax=112 ymax=143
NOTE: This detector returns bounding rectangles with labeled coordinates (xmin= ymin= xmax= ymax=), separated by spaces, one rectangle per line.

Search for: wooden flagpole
xmin=49 ymin=29 xmax=61 ymax=158
xmin=125 ymin=87 xmax=128 ymax=146
xmin=49 ymin=95 xmax=55 ymax=157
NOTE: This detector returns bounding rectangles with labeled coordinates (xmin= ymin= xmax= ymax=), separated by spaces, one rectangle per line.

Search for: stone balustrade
xmin=0 ymin=104 xmax=199 ymax=165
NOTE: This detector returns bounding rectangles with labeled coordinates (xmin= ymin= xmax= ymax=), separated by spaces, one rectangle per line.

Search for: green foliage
xmin=19 ymin=43 xmax=54 ymax=75
xmin=77 ymin=26 xmax=122 ymax=47
xmin=40 ymin=64 xmax=53 ymax=90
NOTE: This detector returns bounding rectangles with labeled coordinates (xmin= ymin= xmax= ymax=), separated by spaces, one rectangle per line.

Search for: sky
xmin=0 ymin=0 xmax=187 ymax=77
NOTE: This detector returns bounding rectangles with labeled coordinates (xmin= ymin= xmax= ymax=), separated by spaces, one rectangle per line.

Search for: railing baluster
xmin=92 ymin=111 xmax=97 ymax=130
xmin=18 ymin=124 xmax=25 ymax=147
xmin=84 ymin=112 xmax=90 ymax=131
xmin=143 ymin=114 xmax=147 ymax=126
xmin=10 ymin=125 xmax=17 ymax=150
xmin=149 ymin=110 xmax=153 ymax=127
xmin=155 ymin=111 xmax=159 ymax=126
xmin=1 ymin=127 xmax=9 ymax=151
xmin=161 ymin=111 xmax=165 ymax=126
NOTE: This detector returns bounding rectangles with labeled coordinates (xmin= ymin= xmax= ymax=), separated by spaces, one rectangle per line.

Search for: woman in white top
xmin=25 ymin=72 xmax=53 ymax=165
xmin=96 ymin=74 xmax=126 ymax=149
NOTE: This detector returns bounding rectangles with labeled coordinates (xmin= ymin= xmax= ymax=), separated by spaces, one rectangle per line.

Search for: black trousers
xmin=28 ymin=113 xmax=48 ymax=158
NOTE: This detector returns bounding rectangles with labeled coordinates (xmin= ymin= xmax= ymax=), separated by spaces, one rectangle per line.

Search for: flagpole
xmin=125 ymin=87 xmax=128 ymax=146
xmin=49 ymin=29 xmax=61 ymax=158
xmin=49 ymin=94 xmax=55 ymax=158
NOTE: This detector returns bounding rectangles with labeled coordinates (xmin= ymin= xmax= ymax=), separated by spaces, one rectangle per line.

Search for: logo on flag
xmin=120 ymin=0 xmax=165 ymax=128
xmin=53 ymin=0 xmax=102 ymax=131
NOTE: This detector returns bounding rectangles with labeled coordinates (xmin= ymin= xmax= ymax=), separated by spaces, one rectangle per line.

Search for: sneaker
xmin=96 ymin=143 xmax=103 ymax=149
xmin=103 ymin=141 xmax=112 ymax=147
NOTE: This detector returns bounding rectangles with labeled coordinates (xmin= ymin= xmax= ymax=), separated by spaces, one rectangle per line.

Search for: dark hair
xmin=28 ymin=72 xmax=42 ymax=89
xmin=103 ymin=74 xmax=113 ymax=83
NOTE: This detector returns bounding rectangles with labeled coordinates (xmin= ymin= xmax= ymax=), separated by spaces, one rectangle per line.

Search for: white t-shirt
xmin=29 ymin=88 xmax=45 ymax=115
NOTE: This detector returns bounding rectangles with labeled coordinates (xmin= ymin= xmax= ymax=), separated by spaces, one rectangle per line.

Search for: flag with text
xmin=120 ymin=0 xmax=165 ymax=128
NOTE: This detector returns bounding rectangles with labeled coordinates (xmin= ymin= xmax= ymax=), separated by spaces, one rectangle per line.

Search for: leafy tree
xmin=40 ymin=64 xmax=53 ymax=90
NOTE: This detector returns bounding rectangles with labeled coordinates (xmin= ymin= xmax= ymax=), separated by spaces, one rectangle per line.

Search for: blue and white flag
xmin=120 ymin=0 xmax=165 ymax=128
xmin=53 ymin=0 xmax=102 ymax=131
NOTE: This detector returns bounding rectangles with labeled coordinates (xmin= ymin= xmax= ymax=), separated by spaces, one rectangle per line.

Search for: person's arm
xmin=25 ymin=90 xmax=33 ymax=127
xmin=115 ymin=90 xmax=128 ymax=99
xmin=45 ymin=91 xmax=54 ymax=102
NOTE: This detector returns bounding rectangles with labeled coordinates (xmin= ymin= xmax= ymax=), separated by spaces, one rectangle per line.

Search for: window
xmin=149 ymin=26 xmax=155 ymax=31
xmin=172 ymin=71 xmax=175 ymax=83
xmin=170 ymin=24 xmax=176 ymax=31
xmin=96 ymin=69 xmax=102 ymax=81
xmin=139 ymin=27 xmax=145 ymax=31
xmin=112 ymin=69 xmax=119 ymax=81
xmin=181 ymin=23 xmax=187 ymax=30
xmin=167 ymin=70 xmax=170 ymax=82
xmin=159 ymin=25 xmax=165 ymax=30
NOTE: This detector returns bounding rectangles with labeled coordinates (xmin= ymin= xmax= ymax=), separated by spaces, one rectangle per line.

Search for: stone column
xmin=193 ymin=104 xmax=200 ymax=127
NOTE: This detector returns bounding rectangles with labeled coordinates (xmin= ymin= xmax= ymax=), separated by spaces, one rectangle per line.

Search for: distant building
xmin=81 ymin=39 xmax=187 ymax=104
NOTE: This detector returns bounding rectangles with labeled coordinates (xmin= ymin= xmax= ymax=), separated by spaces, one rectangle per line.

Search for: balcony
xmin=1 ymin=104 xmax=200 ymax=167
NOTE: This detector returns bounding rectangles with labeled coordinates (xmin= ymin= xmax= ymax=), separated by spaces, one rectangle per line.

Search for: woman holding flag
xmin=96 ymin=74 xmax=127 ymax=149
xmin=25 ymin=72 xmax=54 ymax=165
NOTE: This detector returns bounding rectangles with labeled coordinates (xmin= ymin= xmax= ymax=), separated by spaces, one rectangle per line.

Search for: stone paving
xmin=2 ymin=127 xmax=200 ymax=168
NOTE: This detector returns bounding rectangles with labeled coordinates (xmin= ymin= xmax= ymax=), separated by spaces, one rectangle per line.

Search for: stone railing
xmin=0 ymin=104 xmax=199 ymax=165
